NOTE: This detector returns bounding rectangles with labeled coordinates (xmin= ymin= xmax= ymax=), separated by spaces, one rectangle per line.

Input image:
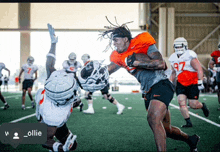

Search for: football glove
xmin=126 ymin=53 xmax=136 ymax=67
xmin=47 ymin=23 xmax=58 ymax=44
xmin=198 ymin=80 xmax=204 ymax=90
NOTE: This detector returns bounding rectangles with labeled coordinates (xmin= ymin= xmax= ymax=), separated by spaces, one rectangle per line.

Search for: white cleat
xmin=63 ymin=133 xmax=77 ymax=151
xmin=83 ymin=108 xmax=95 ymax=114
xmin=117 ymin=104 xmax=125 ymax=115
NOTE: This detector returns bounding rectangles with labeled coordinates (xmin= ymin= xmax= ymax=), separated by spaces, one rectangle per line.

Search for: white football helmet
xmin=78 ymin=60 xmax=109 ymax=92
xmin=27 ymin=56 xmax=34 ymax=66
xmin=68 ymin=52 xmax=77 ymax=64
xmin=81 ymin=54 xmax=90 ymax=64
xmin=173 ymin=37 xmax=188 ymax=55
xmin=44 ymin=70 xmax=79 ymax=105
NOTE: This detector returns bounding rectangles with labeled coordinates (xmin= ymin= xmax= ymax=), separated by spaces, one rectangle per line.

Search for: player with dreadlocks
xmin=99 ymin=16 xmax=200 ymax=152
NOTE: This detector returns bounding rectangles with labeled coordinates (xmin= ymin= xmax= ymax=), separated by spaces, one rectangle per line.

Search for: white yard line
xmin=9 ymin=113 xmax=36 ymax=123
xmin=170 ymin=103 xmax=220 ymax=127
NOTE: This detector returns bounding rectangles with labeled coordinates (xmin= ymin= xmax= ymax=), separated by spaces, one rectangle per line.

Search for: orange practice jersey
xmin=211 ymin=50 xmax=220 ymax=65
xmin=110 ymin=32 xmax=156 ymax=73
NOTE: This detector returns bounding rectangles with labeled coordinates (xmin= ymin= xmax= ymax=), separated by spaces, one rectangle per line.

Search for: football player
xmin=0 ymin=63 xmax=10 ymax=110
xmin=3 ymin=75 xmax=9 ymax=91
xmin=99 ymin=17 xmax=200 ymax=152
xmin=81 ymin=53 xmax=125 ymax=115
xmin=62 ymin=52 xmax=84 ymax=111
xmin=169 ymin=37 xmax=210 ymax=128
xmin=35 ymin=23 xmax=78 ymax=152
xmin=18 ymin=56 xmax=38 ymax=110
xmin=209 ymin=42 xmax=220 ymax=110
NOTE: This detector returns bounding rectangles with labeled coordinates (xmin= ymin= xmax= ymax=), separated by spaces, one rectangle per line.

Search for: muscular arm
xmin=46 ymin=43 xmax=56 ymax=79
xmin=133 ymin=51 xmax=166 ymax=70
xmin=191 ymin=58 xmax=203 ymax=80
xmin=208 ymin=59 xmax=215 ymax=69
xmin=18 ymin=69 xmax=24 ymax=78
xmin=169 ymin=66 xmax=176 ymax=83
xmin=107 ymin=62 xmax=121 ymax=75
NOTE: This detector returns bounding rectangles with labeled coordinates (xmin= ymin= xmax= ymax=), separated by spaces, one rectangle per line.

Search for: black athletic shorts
xmin=101 ymin=83 xmax=110 ymax=95
xmin=142 ymin=79 xmax=174 ymax=110
xmin=4 ymin=81 xmax=8 ymax=85
xmin=0 ymin=80 xmax=2 ymax=86
xmin=176 ymin=81 xmax=199 ymax=100
xmin=22 ymin=79 xmax=34 ymax=90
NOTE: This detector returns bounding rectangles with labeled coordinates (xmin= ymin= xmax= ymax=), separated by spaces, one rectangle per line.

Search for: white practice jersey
xmin=62 ymin=60 xmax=82 ymax=73
xmin=35 ymin=89 xmax=73 ymax=128
xmin=0 ymin=63 xmax=6 ymax=79
xmin=169 ymin=49 xmax=197 ymax=77
xmin=22 ymin=64 xmax=38 ymax=80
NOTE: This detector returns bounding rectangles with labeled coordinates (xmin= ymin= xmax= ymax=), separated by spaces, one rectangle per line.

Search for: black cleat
xmin=3 ymin=104 xmax=9 ymax=110
xmin=188 ymin=134 xmax=200 ymax=152
xmin=31 ymin=101 xmax=35 ymax=109
xmin=202 ymin=103 xmax=209 ymax=117
xmin=80 ymin=103 xmax=84 ymax=112
xmin=181 ymin=124 xmax=193 ymax=128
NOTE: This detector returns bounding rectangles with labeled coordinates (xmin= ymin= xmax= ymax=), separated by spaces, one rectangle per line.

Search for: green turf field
xmin=0 ymin=92 xmax=220 ymax=152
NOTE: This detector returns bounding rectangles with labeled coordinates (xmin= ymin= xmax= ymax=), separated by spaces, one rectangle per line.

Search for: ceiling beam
xmin=151 ymin=3 xmax=165 ymax=12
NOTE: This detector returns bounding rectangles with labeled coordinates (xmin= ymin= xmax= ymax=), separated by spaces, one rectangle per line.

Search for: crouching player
xmin=35 ymin=24 xmax=78 ymax=152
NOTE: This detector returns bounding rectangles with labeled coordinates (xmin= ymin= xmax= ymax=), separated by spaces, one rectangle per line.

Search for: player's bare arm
xmin=208 ymin=59 xmax=215 ymax=69
xmin=191 ymin=58 xmax=203 ymax=80
xmin=133 ymin=51 xmax=166 ymax=70
xmin=108 ymin=62 xmax=121 ymax=75
xmin=169 ymin=66 xmax=176 ymax=83
xmin=18 ymin=69 xmax=24 ymax=83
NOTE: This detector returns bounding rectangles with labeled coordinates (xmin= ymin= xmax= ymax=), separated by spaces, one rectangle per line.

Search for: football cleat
xmin=181 ymin=124 xmax=193 ymax=128
xmin=3 ymin=104 xmax=9 ymax=110
xmin=83 ymin=108 xmax=95 ymax=114
xmin=117 ymin=104 xmax=125 ymax=115
xmin=63 ymin=133 xmax=77 ymax=151
xmin=22 ymin=106 xmax=25 ymax=110
xmin=201 ymin=103 xmax=209 ymax=117
xmin=188 ymin=134 xmax=200 ymax=152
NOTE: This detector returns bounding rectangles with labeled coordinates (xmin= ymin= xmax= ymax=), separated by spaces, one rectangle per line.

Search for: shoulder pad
xmin=188 ymin=50 xmax=197 ymax=59
xmin=168 ymin=53 xmax=176 ymax=62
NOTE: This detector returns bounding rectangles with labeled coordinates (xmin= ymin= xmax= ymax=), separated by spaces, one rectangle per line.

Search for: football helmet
xmin=78 ymin=60 xmax=109 ymax=92
xmin=44 ymin=70 xmax=78 ymax=105
xmin=27 ymin=56 xmax=34 ymax=66
xmin=81 ymin=54 xmax=90 ymax=64
xmin=173 ymin=37 xmax=188 ymax=55
xmin=68 ymin=52 xmax=77 ymax=64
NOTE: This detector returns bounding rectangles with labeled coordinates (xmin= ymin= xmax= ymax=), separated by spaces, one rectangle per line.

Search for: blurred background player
xmin=18 ymin=56 xmax=38 ymax=110
xmin=0 ymin=62 xmax=10 ymax=110
xmin=81 ymin=53 xmax=125 ymax=115
xmin=15 ymin=76 xmax=19 ymax=91
xmin=3 ymin=75 xmax=9 ymax=92
xmin=208 ymin=68 xmax=217 ymax=93
xmin=35 ymin=23 xmax=77 ymax=152
xmin=169 ymin=37 xmax=210 ymax=128
xmin=209 ymin=42 xmax=220 ymax=110
xmin=62 ymin=52 xmax=84 ymax=111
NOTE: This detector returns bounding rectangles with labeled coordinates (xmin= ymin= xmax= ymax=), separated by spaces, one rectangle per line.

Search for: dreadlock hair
xmin=99 ymin=16 xmax=133 ymax=52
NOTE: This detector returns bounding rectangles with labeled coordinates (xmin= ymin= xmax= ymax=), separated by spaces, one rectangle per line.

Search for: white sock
xmin=22 ymin=104 xmax=25 ymax=107
xmin=4 ymin=103 xmax=8 ymax=105
xmin=88 ymin=103 xmax=93 ymax=109
xmin=116 ymin=103 xmax=121 ymax=108
xmin=53 ymin=142 xmax=62 ymax=152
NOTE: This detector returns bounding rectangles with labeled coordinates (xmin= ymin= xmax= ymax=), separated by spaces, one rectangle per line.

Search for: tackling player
xmin=81 ymin=54 xmax=125 ymax=115
xmin=0 ymin=63 xmax=10 ymax=110
xmin=99 ymin=17 xmax=200 ymax=152
xmin=35 ymin=23 xmax=78 ymax=152
xmin=62 ymin=52 xmax=84 ymax=111
xmin=209 ymin=42 xmax=220 ymax=110
xmin=18 ymin=56 xmax=38 ymax=110
xmin=169 ymin=37 xmax=210 ymax=128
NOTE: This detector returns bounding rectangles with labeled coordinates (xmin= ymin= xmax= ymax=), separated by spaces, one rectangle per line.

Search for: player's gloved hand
xmin=18 ymin=77 xmax=21 ymax=83
xmin=47 ymin=23 xmax=58 ymax=44
xmin=126 ymin=52 xmax=136 ymax=67
xmin=198 ymin=79 xmax=204 ymax=90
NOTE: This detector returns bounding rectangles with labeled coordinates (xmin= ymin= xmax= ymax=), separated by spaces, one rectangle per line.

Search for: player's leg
xmin=55 ymin=124 xmax=77 ymax=151
xmin=28 ymin=87 xmax=35 ymax=108
xmin=187 ymin=84 xmax=209 ymax=117
xmin=0 ymin=89 xmax=9 ymax=110
xmin=22 ymin=89 xmax=27 ymax=110
xmin=178 ymin=94 xmax=193 ymax=127
xmin=217 ymin=82 xmax=220 ymax=110
xmin=163 ymin=110 xmax=200 ymax=152
xmin=83 ymin=92 xmax=94 ymax=114
xmin=101 ymin=85 xmax=125 ymax=114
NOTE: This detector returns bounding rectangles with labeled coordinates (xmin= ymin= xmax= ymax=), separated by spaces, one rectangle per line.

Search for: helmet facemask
xmin=173 ymin=37 xmax=188 ymax=55
xmin=68 ymin=52 xmax=76 ymax=65
xmin=27 ymin=56 xmax=34 ymax=66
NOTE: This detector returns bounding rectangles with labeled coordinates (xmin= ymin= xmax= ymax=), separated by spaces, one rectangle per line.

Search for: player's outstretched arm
xmin=169 ymin=66 xmax=176 ymax=83
xmin=107 ymin=62 xmax=121 ymax=75
xmin=46 ymin=23 xmax=57 ymax=79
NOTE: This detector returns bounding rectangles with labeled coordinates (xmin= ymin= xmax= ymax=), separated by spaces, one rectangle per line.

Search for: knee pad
xmin=106 ymin=94 xmax=114 ymax=103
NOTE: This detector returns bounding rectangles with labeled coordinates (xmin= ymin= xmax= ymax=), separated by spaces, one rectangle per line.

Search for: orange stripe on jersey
xmin=39 ymin=89 xmax=45 ymax=105
xmin=177 ymin=70 xmax=198 ymax=86
xmin=110 ymin=32 xmax=156 ymax=72
xmin=70 ymin=107 xmax=73 ymax=113
xmin=84 ymin=61 xmax=91 ymax=66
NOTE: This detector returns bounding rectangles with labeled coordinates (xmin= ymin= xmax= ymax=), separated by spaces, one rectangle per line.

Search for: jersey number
xmin=70 ymin=67 xmax=75 ymax=71
xmin=174 ymin=62 xmax=185 ymax=71
xmin=28 ymin=68 xmax=32 ymax=74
